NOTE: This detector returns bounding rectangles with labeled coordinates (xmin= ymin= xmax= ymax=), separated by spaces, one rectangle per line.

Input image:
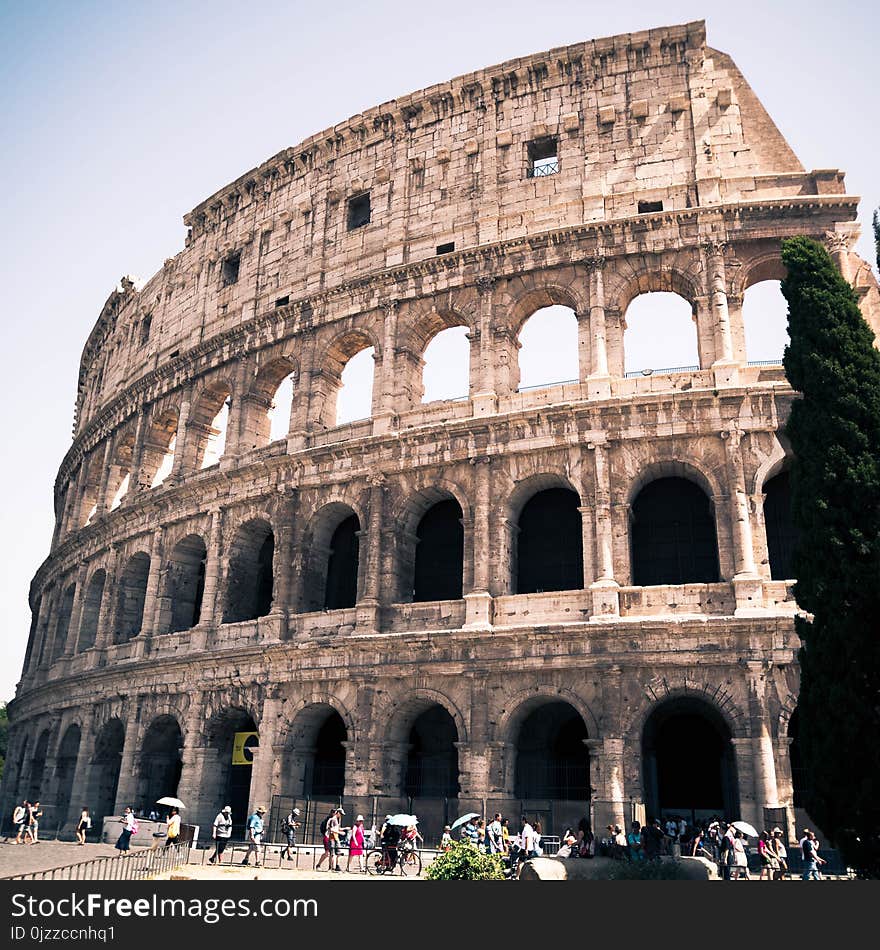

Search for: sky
xmin=1 ymin=0 xmax=877 ymax=704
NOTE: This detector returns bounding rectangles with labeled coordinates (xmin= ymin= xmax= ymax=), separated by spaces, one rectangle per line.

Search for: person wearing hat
xmin=209 ymin=805 xmax=233 ymax=864
xmin=281 ymin=807 xmax=301 ymax=860
xmin=346 ymin=815 xmax=367 ymax=873
xmin=242 ymin=805 xmax=267 ymax=867
xmin=317 ymin=807 xmax=344 ymax=872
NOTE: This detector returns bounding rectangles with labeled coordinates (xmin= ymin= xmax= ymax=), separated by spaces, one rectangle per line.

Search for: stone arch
xmin=189 ymin=377 xmax=233 ymax=470
xmin=89 ymin=718 xmax=125 ymax=825
xmin=203 ymin=706 xmax=259 ymax=831
xmin=142 ymin=406 xmax=179 ymax=489
xmin=496 ymin=687 xmax=600 ymax=745
xmin=625 ymin=458 xmax=723 ymax=508
xmin=414 ymin=312 xmax=473 ymax=405
xmin=729 ymin=250 xmax=787 ymax=299
xmin=77 ymin=568 xmax=107 ymax=652
xmin=752 ymin=438 xmax=790 ymax=497
xmin=222 ymin=517 xmax=275 ymax=623
xmin=300 ymin=502 xmax=363 ymax=611
xmin=315 ymin=328 xmax=380 ymax=428
xmin=78 ymin=451 xmax=103 ymax=527
xmin=54 ymin=723 xmax=82 ymax=828
xmin=242 ymin=354 xmax=300 ymax=450
xmin=51 ymin=583 xmax=77 ymax=662
xmin=606 ymin=257 xmax=702 ymax=318
xmin=280 ymin=700 xmax=352 ymax=799
xmin=115 ymin=551 xmax=150 ymax=643
xmin=137 ymin=714 xmax=183 ymax=814
xmin=107 ymin=424 xmax=136 ymax=510
xmin=505 ymin=281 xmax=587 ymax=339
xmin=159 ymin=533 xmax=207 ymax=634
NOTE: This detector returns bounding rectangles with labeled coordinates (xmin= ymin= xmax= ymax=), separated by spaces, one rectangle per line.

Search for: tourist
xmin=209 ymin=805 xmax=233 ymax=864
xmin=164 ymin=807 xmax=181 ymax=848
xmin=487 ymin=813 xmax=503 ymax=853
xmin=520 ymin=816 xmax=538 ymax=860
xmin=641 ymin=818 xmax=664 ymax=861
xmin=75 ymin=807 xmax=91 ymax=846
xmin=612 ymin=824 xmax=630 ymax=861
xmin=576 ymin=818 xmax=595 ymax=858
xmin=346 ymin=815 xmax=367 ymax=873
xmin=316 ymin=807 xmax=339 ymax=871
xmin=115 ymin=807 xmax=136 ymax=854
xmin=627 ymin=820 xmax=644 ymax=860
xmin=241 ymin=805 xmax=266 ymax=867
xmin=476 ymin=818 xmax=488 ymax=853
xmin=13 ymin=800 xmax=29 ymax=844
xmin=281 ymin=807 xmax=301 ymax=860
xmin=461 ymin=816 xmax=480 ymax=848
xmin=500 ymin=817 xmax=511 ymax=854
xmin=729 ymin=830 xmax=750 ymax=880
xmin=380 ymin=815 xmax=401 ymax=871
xmin=25 ymin=801 xmax=42 ymax=844
xmin=318 ymin=807 xmax=344 ymax=872
xmin=800 ymin=829 xmax=826 ymax=881
xmin=772 ymin=828 xmax=788 ymax=879
xmin=440 ymin=825 xmax=453 ymax=851
xmin=758 ymin=830 xmax=777 ymax=880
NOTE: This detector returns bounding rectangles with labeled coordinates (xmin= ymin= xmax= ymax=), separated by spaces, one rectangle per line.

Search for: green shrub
xmin=425 ymin=842 xmax=506 ymax=881
xmin=604 ymin=859 xmax=692 ymax=881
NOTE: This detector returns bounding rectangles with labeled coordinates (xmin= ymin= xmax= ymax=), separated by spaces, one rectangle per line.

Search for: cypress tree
xmin=781 ymin=235 xmax=880 ymax=876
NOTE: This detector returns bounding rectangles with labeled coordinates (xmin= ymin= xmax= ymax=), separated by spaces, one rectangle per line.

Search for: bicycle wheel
xmin=399 ymin=849 xmax=421 ymax=876
xmin=366 ymin=850 xmax=385 ymax=875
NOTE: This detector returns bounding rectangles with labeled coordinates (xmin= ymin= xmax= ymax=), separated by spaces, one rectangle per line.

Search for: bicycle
xmin=366 ymin=842 xmax=422 ymax=876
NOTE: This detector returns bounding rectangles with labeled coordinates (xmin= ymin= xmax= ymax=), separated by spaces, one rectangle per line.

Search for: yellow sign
xmin=232 ymin=731 xmax=259 ymax=765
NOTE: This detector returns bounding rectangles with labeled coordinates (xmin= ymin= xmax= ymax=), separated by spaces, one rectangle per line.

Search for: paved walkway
xmin=0 ymin=840 xmax=122 ymax=878
xmin=153 ymin=864 xmax=420 ymax=881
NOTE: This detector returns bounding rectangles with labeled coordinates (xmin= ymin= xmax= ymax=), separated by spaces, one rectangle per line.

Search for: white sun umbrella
xmin=156 ymin=797 xmax=186 ymax=809
xmin=731 ymin=820 xmax=759 ymax=837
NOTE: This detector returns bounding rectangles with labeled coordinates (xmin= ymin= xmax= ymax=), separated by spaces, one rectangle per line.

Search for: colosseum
xmin=4 ymin=19 xmax=879 ymax=850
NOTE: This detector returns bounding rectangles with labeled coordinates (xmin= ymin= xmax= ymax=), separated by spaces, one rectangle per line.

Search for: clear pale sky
xmin=1 ymin=0 xmax=877 ymax=704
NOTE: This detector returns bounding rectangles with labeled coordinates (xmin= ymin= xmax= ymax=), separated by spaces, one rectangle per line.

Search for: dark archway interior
xmin=642 ymin=698 xmax=737 ymax=821
xmin=324 ymin=515 xmax=360 ymax=609
xmin=139 ymin=716 xmax=183 ymax=814
xmin=222 ymin=522 xmax=274 ymax=623
xmin=93 ymin=720 xmax=124 ymax=823
xmin=788 ymin=708 xmax=806 ymax=808
xmin=514 ymin=702 xmax=589 ymax=800
xmin=309 ymin=712 xmax=347 ymax=797
xmin=210 ymin=711 xmax=258 ymax=831
xmin=631 ymin=477 xmax=720 ymax=585
xmin=516 ymin=488 xmax=583 ymax=594
xmin=404 ymin=705 xmax=460 ymax=798
xmin=764 ymin=471 xmax=799 ymax=580
xmin=52 ymin=585 xmax=76 ymax=662
xmin=28 ymin=731 xmax=50 ymax=802
xmin=77 ymin=572 xmax=106 ymax=652
xmin=413 ymin=499 xmax=463 ymax=602
xmin=117 ymin=553 xmax=150 ymax=643
xmin=55 ymin=725 xmax=82 ymax=825
xmin=168 ymin=536 xmax=207 ymax=633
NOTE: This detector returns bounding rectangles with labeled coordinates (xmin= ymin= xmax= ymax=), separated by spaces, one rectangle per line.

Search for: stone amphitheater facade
xmin=4 ymin=20 xmax=879 ymax=844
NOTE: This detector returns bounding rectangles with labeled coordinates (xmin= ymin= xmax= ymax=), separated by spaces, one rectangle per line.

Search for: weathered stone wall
xmin=5 ymin=21 xmax=878 ymax=841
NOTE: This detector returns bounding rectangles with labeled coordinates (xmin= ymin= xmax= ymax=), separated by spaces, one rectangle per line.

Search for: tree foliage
xmin=781 ymin=236 xmax=880 ymax=876
xmin=424 ymin=842 xmax=506 ymax=880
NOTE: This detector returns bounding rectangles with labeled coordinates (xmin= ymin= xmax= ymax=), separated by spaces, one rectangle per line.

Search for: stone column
xmin=288 ymin=330 xmax=316 ymax=451
xmin=732 ymin=735 xmax=760 ymax=829
xmin=273 ymin=490 xmax=298 ymax=635
xmin=472 ymin=276 xmax=498 ymax=416
xmin=169 ymin=387 xmax=192 ymax=479
xmin=249 ymin=697 xmax=280 ymax=816
xmin=345 ymin=682 xmax=378 ymax=798
xmin=30 ymin=589 xmax=54 ymax=675
xmin=373 ymin=300 xmax=398 ymax=435
xmin=465 ymin=457 xmax=493 ymax=627
xmin=724 ymin=428 xmax=763 ymax=615
xmin=824 ymin=230 xmax=853 ymax=285
xmin=125 ymin=410 xmax=149 ymax=501
xmin=63 ymin=712 xmax=97 ymax=830
xmin=65 ymin=564 xmax=89 ymax=656
xmin=587 ymin=256 xmax=612 ymax=398
xmin=175 ymin=696 xmax=214 ymax=829
xmin=747 ymin=662 xmax=780 ymax=816
xmin=95 ymin=545 xmax=120 ymax=651
xmin=113 ymin=715 xmax=142 ymax=814
xmin=197 ymin=507 xmax=224 ymax=628
xmin=357 ymin=476 xmax=385 ymax=633
xmin=68 ymin=461 xmax=89 ymax=535
xmin=577 ymin=505 xmax=596 ymax=588
xmin=589 ymin=442 xmax=619 ymax=616
xmin=143 ymin=528 xmax=165 ymax=637
xmin=94 ymin=436 xmax=115 ymax=518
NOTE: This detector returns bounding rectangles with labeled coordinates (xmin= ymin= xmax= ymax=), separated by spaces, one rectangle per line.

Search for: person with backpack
xmin=115 ymin=807 xmax=136 ymax=854
xmin=241 ymin=805 xmax=266 ymax=867
xmin=12 ymin=800 xmax=29 ymax=844
xmin=280 ymin=807 xmax=301 ymax=860
xmin=316 ymin=807 xmax=343 ymax=871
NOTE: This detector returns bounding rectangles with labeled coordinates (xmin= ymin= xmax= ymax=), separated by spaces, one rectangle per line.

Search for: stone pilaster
xmin=589 ymin=441 xmax=619 ymax=616
xmin=586 ymin=256 xmax=612 ymax=398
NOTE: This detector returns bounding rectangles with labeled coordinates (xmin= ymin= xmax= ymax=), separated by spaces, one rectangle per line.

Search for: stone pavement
xmin=152 ymin=863 xmax=420 ymax=881
xmin=0 ymin=840 xmax=121 ymax=878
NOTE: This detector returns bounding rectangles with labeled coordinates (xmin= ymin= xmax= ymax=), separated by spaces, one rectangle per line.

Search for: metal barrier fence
xmin=1 ymin=841 xmax=191 ymax=882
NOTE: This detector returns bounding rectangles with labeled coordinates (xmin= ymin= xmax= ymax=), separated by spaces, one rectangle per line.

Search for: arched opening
xmin=310 ymin=712 xmax=347 ymax=798
xmin=91 ymin=719 xmax=124 ymax=826
xmin=107 ymin=430 xmax=135 ymax=510
xmin=109 ymin=473 xmax=130 ymax=511
xmin=77 ymin=570 xmax=106 ymax=652
xmin=631 ymin=477 xmax=720 ymax=585
xmin=516 ymin=488 xmax=583 ymax=594
xmin=742 ymin=279 xmax=788 ymax=363
xmin=282 ymin=704 xmax=347 ymax=801
xmin=422 ymin=326 xmax=470 ymax=402
xmin=413 ymin=499 xmax=464 ymax=602
xmin=116 ymin=553 xmax=150 ymax=643
xmin=764 ymin=470 xmax=799 ymax=580
xmin=336 ymin=347 xmax=375 ymax=425
xmin=222 ymin=519 xmax=275 ymax=623
xmin=143 ymin=410 xmax=178 ymax=488
xmin=787 ymin=708 xmax=807 ymax=808
xmin=324 ymin=515 xmax=360 ymax=609
xmin=205 ymin=709 xmax=258 ymax=834
xmin=404 ymin=705 xmax=460 ymax=798
xmin=138 ymin=716 xmax=182 ymax=815
xmin=13 ymin=734 xmax=30 ymax=802
xmin=199 ymin=396 xmax=231 ymax=469
xmin=162 ymin=535 xmax=207 ymax=634
xmin=517 ymin=306 xmax=579 ymax=390
xmin=28 ymin=730 xmax=51 ymax=802
xmin=642 ymin=697 xmax=738 ymax=823
xmin=51 ymin=584 xmax=76 ymax=662
xmin=268 ymin=374 xmax=295 ymax=443
xmin=514 ymin=701 xmax=590 ymax=800
xmin=624 ymin=292 xmax=698 ymax=375
xmin=54 ymin=724 xmax=81 ymax=827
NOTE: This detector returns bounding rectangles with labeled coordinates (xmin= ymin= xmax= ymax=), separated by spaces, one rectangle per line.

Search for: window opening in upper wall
xmin=221 ymin=252 xmax=241 ymax=286
xmin=275 ymin=295 xmax=290 ymax=308
xmin=742 ymin=280 xmax=788 ymax=364
xmin=638 ymin=200 xmax=664 ymax=214
xmin=347 ymin=192 xmax=371 ymax=230
xmin=527 ymin=137 xmax=559 ymax=178
xmin=436 ymin=242 xmax=455 ymax=255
